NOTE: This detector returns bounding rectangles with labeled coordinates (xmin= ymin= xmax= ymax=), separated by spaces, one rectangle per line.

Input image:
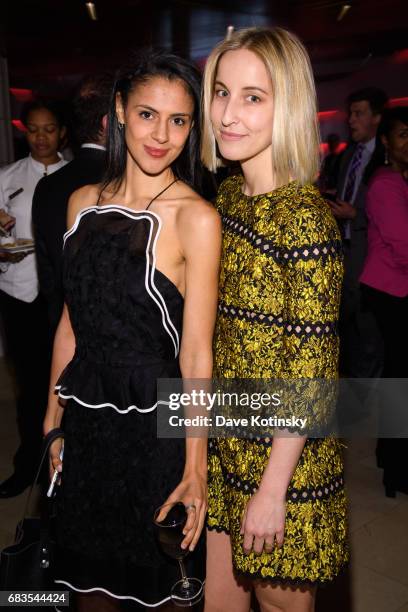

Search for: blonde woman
xmin=201 ymin=27 xmax=348 ymax=612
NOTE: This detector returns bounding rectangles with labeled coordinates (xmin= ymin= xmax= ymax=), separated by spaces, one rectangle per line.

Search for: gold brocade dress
xmin=207 ymin=175 xmax=349 ymax=584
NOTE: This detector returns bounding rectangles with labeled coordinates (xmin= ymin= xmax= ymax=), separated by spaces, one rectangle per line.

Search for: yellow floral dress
xmin=207 ymin=175 xmax=348 ymax=584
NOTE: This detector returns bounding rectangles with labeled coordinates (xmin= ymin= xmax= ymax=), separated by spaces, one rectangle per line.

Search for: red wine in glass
xmin=153 ymin=502 xmax=203 ymax=607
xmin=155 ymin=503 xmax=189 ymax=560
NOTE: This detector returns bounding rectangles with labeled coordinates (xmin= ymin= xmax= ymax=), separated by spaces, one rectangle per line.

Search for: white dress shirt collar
xmin=364 ymin=137 xmax=376 ymax=155
xmin=80 ymin=143 xmax=106 ymax=151
xmin=28 ymin=153 xmax=66 ymax=176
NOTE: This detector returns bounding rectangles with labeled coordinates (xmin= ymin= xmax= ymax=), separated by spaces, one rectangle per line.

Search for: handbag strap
xmin=19 ymin=428 xmax=65 ymax=526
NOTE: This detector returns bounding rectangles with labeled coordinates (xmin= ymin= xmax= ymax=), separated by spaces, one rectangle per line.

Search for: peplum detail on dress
xmin=55 ymin=351 xmax=180 ymax=413
xmin=56 ymin=205 xmax=184 ymax=416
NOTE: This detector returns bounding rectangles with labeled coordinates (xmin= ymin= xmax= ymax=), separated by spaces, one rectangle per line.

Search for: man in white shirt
xmin=327 ymin=88 xmax=388 ymax=379
xmin=0 ymin=100 xmax=67 ymax=497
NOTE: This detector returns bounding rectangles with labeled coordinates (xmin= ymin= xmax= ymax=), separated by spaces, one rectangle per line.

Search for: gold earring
xmin=384 ymin=148 xmax=389 ymax=165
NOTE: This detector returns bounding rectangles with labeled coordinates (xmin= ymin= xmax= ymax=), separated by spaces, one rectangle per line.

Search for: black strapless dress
xmin=53 ymin=205 xmax=198 ymax=607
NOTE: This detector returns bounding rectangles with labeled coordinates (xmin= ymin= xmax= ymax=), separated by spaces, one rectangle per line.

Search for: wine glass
xmin=153 ymin=501 xmax=203 ymax=607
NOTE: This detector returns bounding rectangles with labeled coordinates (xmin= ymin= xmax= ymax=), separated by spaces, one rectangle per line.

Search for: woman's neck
xmin=240 ymin=146 xmax=276 ymax=197
xmin=115 ymin=160 xmax=175 ymax=206
xmin=389 ymin=159 xmax=408 ymax=177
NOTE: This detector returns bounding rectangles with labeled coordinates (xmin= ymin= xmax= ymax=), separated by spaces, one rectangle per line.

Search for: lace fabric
xmin=54 ymin=207 xmax=193 ymax=604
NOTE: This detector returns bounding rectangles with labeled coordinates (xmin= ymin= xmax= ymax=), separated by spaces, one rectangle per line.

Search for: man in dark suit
xmin=327 ymin=87 xmax=388 ymax=378
xmin=32 ymin=74 xmax=112 ymax=337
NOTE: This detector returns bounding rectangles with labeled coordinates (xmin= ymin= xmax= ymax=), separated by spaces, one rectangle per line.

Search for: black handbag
xmin=0 ymin=428 xmax=64 ymax=589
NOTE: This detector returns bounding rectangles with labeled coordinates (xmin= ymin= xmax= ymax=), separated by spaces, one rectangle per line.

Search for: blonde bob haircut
xmin=201 ymin=27 xmax=320 ymax=188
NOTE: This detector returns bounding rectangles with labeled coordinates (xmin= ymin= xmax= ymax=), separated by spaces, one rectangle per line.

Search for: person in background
xmin=33 ymin=74 xmax=112 ymax=338
xmin=0 ymin=100 xmax=67 ymax=498
xmin=360 ymin=106 xmax=408 ymax=498
xmin=328 ymin=87 xmax=388 ymax=379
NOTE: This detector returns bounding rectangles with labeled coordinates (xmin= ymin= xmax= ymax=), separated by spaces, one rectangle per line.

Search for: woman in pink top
xmin=360 ymin=106 xmax=408 ymax=497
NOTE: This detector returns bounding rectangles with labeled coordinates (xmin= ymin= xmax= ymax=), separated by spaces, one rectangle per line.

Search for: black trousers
xmin=0 ymin=290 xmax=50 ymax=481
xmin=362 ymin=284 xmax=408 ymax=377
xmin=362 ymin=284 xmax=408 ymax=491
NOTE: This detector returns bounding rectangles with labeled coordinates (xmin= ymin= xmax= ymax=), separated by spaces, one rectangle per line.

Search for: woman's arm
xmin=162 ymin=198 xmax=221 ymax=551
xmin=43 ymin=304 xmax=75 ymax=434
xmin=241 ymin=194 xmax=344 ymax=555
xmin=367 ymin=173 xmax=408 ymax=268
xmin=42 ymin=303 xmax=76 ymax=478
xmin=242 ymin=436 xmax=306 ymax=554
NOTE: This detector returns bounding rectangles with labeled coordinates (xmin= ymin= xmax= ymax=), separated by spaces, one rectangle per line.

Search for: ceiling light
xmin=86 ymin=2 xmax=98 ymax=21
xmin=226 ymin=25 xmax=234 ymax=40
xmin=337 ymin=3 xmax=352 ymax=21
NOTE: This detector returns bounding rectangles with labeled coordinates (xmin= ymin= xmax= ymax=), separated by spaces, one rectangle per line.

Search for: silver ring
xmin=185 ymin=503 xmax=196 ymax=511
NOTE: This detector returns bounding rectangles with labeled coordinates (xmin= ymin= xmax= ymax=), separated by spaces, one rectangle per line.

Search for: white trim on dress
xmin=54 ymin=385 xmax=157 ymax=413
xmin=63 ymin=205 xmax=180 ymax=357
xmin=54 ymin=579 xmax=172 ymax=608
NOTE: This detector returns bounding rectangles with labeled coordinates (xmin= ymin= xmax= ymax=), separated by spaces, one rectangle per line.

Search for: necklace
xmin=145 ymin=178 xmax=179 ymax=211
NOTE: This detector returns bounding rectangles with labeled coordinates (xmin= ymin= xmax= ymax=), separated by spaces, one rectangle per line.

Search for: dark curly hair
xmin=364 ymin=106 xmax=408 ymax=182
xmin=20 ymin=99 xmax=64 ymax=128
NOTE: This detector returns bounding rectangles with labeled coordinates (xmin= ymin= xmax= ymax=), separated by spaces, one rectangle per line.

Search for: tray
xmin=0 ymin=239 xmax=35 ymax=254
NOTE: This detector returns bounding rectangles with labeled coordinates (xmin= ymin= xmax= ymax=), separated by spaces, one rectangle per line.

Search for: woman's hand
xmin=158 ymin=472 xmax=207 ymax=552
xmin=0 ymin=210 xmax=15 ymax=232
xmin=48 ymin=436 xmax=63 ymax=482
xmin=241 ymin=437 xmax=305 ymax=555
xmin=0 ymin=251 xmax=26 ymax=264
xmin=42 ymin=304 xmax=75 ymax=482
xmin=44 ymin=418 xmax=63 ymax=480
xmin=240 ymin=489 xmax=286 ymax=555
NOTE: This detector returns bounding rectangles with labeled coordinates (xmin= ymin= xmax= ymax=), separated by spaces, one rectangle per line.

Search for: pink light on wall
xmin=318 ymin=110 xmax=347 ymax=121
xmin=388 ymin=97 xmax=408 ymax=107
xmin=196 ymin=57 xmax=207 ymax=70
xmin=12 ymin=120 xmax=27 ymax=132
xmin=318 ymin=99 xmax=408 ymax=118
xmin=320 ymin=142 xmax=347 ymax=156
xmin=318 ymin=110 xmax=338 ymax=119
xmin=10 ymin=88 xmax=34 ymax=102
xmin=392 ymin=49 xmax=408 ymax=64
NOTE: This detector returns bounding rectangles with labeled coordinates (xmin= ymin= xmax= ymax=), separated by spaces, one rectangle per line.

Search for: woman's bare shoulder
xmin=176 ymin=182 xmax=220 ymax=229
xmin=67 ymin=183 xmax=101 ymax=227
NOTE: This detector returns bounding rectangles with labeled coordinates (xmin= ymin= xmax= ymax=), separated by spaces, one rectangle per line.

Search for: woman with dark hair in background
xmin=43 ymin=50 xmax=221 ymax=610
xmin=360 ymin=106 xmax=408 ymax=498
xmin=0 ymin=100 xmax=66 ymax=498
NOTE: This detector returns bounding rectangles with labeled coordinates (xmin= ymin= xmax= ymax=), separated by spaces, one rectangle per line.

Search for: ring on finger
xmin=185 ymin=503 xmax=196 ymax=511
